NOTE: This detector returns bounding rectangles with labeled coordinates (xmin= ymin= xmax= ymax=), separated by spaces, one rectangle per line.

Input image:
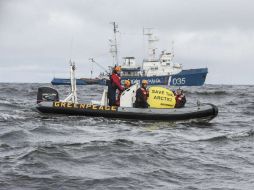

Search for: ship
xmin=51 ymin=23 xmax=208 ymax=86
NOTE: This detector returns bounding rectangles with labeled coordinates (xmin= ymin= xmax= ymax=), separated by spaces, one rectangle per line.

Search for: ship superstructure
xmin=51 ymin=23 xmax=208 ymax=86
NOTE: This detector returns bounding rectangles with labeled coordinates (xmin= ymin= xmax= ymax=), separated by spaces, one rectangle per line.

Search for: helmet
xmin=176 ymin=88 xmax=183 ymax=95
xmin=142 ymin=80 xmax=148 ymax=85
xmin=114 ymin=66 xmax=121 ymax=72
xmin=124 ymin=80 xmax=131 ymax=88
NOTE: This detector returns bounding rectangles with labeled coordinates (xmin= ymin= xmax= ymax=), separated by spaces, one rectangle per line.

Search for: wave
xmin=198 ymin=129 xmax=254 ymax=142
xmin=112 ymin=139 xmax=134 ymax=146
xmin=246 ymin=104 xmax=254 ymax=110
xmin=18 ymin=145 xmax=71 ymax=161
xmin=0 ymin=113 xmax=25 ymax=122
xmin=242 ymin=111 xmax=254 ymax=116
xmin=0 ymin=102 xmax=23 ymax=109
xmin=15 ymin=139 xmax=135 ymax=161
xmin=0 ymin=99 xmax=11 ymax=104
xmin=83 ymin=139 xmax=135 ymax=147
xmin=0 ymin=87 xmax=20 ymax=94
xmin=77 ymin=176 xmax=141 ymax=189
xmin=30 ymin=125 xmax=68 ymax=135
xmin=225 ymin=101 xmax=238 ymax=106
xmin=37 ymin=139 xmax=136 ymax=151
xmin=190 ymin=91 xmax=229 ymax=96
xmin=0 ymin=130 xmax=28 ymax=140
xmin=0 ymin=143 xmax=11 ymax=148
xmin=0 ymin=98 xmax=29 ymax=110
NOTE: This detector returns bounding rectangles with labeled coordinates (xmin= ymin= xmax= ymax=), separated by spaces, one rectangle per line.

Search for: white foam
xmin=0 ymin=100 xmax=11 ymax=104
xmin=0 ymin=113 xmax=25 ymax=121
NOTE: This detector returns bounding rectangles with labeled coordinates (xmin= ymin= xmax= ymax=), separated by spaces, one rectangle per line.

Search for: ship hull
xmin=51 ymin=78 xmax=87 ymax=85
xmin=120 ymin=68 xmax=207 ymax=86
xmin=51 ymin=68 xmax=208 ymax=86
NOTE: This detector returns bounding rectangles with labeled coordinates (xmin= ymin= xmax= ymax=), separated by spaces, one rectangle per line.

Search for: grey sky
xmin=0 ymin=0 xmax=253 ymax=84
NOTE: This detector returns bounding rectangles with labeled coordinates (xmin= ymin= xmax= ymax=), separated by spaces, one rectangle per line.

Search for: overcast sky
xmin=0 ymin=0 xmax=253 ymax=84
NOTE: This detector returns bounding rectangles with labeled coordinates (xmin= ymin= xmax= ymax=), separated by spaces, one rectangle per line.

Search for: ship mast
xmin=143 ymin=28 xmax=158 ymax=61
xmin=63 ymin=60 xmax=77 ymax=103
xmin=171 ymin=40 xmax=175 ymax=60
xmin=109 ymin=22 xmax=119 ymax=66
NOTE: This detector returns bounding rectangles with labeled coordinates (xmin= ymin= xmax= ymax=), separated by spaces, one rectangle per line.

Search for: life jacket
xmin=110 ymin=73 xmax=123 ymax=91
xmin=175 ymin=94 xmax=184 ymax=101
xmin=175 ymin=93 xmax=186 ymax=108
xmin=135 ymin=87 xmax=149 ymax=108
xmin=141 ymin=87 xmax=149 ymax=101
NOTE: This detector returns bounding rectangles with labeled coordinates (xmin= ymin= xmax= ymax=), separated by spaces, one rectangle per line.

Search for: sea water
xmin=0 ymin=83 xmax=254 ymax=189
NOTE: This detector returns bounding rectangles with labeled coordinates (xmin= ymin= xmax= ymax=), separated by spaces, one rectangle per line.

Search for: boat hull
xmin=51 ymin=68 xmax=208 ymax=86
xmin=51 ymin=78 xmax=87 ymax=85
xmin=36 ymin=101 xmax=218 ymax=122
xmin=121 ymin=68 xmax=208 ymax=86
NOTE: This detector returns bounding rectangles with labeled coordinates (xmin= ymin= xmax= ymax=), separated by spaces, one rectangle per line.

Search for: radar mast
xmin=143 ymin=28 xmax=159 ymax=61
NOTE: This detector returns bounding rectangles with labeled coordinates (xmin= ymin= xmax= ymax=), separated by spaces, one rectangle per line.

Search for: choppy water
xmin=0 ymin=83 xmax=254 ymax=190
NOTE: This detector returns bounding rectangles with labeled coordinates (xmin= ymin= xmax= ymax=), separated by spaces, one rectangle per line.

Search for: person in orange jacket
xmin=108 ymin=66 xmax=124 ymax=106
xmin=135 ymin=80 xmax=149 ymax=108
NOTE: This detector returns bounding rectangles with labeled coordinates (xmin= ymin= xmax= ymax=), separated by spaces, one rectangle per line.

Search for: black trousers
xmin=108 ymin=83 xmax=116 ymax=106
xmin=134 ymin=101 xmax=149 ymax=108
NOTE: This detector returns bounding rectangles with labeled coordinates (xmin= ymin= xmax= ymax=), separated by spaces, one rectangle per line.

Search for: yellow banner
xmin=147 ymin=86 xmax=176 ymax=108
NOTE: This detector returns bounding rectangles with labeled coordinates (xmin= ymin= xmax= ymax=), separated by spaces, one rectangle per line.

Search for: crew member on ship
xmin=108 ymin=66 xmax=124 ymax=106
xmin=135 ymin=80 xmax=149 ymax=108
xmin=116 ymin=79 xmax=131 ymax=106
xmin=174 ymin=88 xmax=186 ymax=108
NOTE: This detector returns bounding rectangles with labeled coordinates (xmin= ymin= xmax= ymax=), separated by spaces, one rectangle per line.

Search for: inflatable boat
xmin=36 ymin=85 xmax=218 ymax=122
xmin=36 ymin=62 xmax=218 ymax=122
xmin=36 ymin=101 xmax=218 ymax=122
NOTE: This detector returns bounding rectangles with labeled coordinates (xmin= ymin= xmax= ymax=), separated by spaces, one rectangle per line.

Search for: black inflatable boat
xmin=36 ymin=61 xmax=218 ymax=122
xmin=36 ymin=87 xmax=218 ymax=122
xmin=36 ymin=101 xmax=218 ymax=121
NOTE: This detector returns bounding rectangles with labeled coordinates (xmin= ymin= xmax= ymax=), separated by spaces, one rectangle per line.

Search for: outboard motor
xmin=37 ymin=87 xmax=59 ymax=104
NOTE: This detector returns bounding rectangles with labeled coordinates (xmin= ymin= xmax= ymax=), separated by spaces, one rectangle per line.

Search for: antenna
xmin=109 ymin=22 xmax=119 ymax=66
xmin=69 ymin=36 xmax=74 ymax=61
xmin=90 ymin=59 xmax=94 ymax=79
xmin=172 ymin=40 xmax=175 ymax=59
